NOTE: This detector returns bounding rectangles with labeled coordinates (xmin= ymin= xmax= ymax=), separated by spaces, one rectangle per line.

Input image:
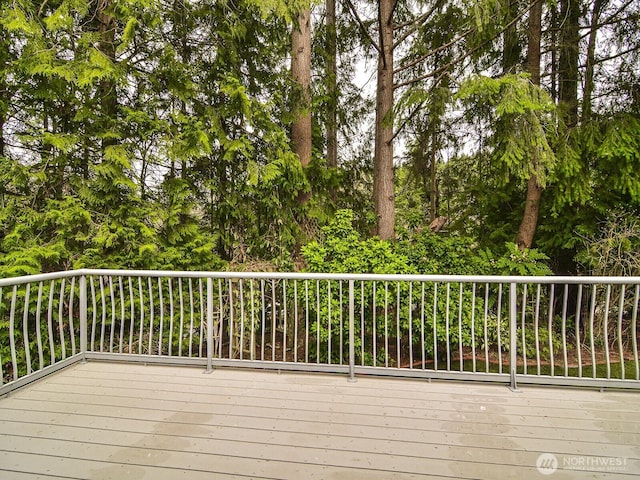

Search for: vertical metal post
xmin=509 ymin=282 xmax=519 ymax=391
xmin=206 ymin=277 xmax=214 ymax=373
xmin=79 ymin=275 xmax=87 ymax=361
xmin=348 ymin=280 xmax=356 ymax=382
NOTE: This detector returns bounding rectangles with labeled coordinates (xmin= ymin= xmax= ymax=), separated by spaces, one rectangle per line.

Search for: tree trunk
xmin=516 ymin=0 xmax=543 ymax=249
xmin=291 ymin=6 xmax=312 ymax=169
xmin=374 ymin=0 xmax=395 ymax=240
xmin=550 ymin=3 xmax=558 ymax=100
xmin=583 ymin=0 xmax=606 ymax=123
xmin=429 ymin=130 xmax=437 ymax=223
xmin=326 ymin=0 xmax=338 ymax=168
xmin=558 ymin=0 xmax=580 ymax=127
xmin=97 ymin=0 xmax=117 ymax=146
xmin=502 ymin=0 xmax=521 ymax=74
xmin=0 ymin=40 xmax=6 ymax=159
xmin=525 ymin=0 xmax=542 ymax=85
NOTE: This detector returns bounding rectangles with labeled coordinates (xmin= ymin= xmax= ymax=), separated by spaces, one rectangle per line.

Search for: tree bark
xmin=0 ymin=30 xmax=7 ymax=159
xmin=374 ymin=0 xmax=395 ymax=240
xmin=429 ymin=130 xmax=438 ymax=223
xmin=326 ymin=0 xmax=338 ymax=168
xmin=558 ymin=0 xmax=580 ymax=127
xmin=291 ymin=6 xmax=312 ymax=169
xmin=502 ymin=0 xmax=521 ymax=74
xmin=583 ymin=0 xmax=606 ymax=123
xmin=96 ymin=0 xmax=117 ymax=146
xmin=516 ymin=0 xmax=543 ymax=250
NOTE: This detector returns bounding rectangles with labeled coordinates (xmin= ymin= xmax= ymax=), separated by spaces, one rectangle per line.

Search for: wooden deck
xmin=0 ymin=362 xmax=639 ymax=479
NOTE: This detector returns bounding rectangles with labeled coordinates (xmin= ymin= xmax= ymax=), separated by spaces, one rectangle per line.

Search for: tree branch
xmin=344 ymin=0 xmax=381 ymax=56
xmin=392 ymin=2 xmax=441 ymax=49
xmin=394 ymin=0 xmax=533 ymax=88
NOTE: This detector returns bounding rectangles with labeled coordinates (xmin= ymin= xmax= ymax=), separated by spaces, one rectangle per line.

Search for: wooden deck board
xmin=1 ymin=362 xmax=639 ymax=479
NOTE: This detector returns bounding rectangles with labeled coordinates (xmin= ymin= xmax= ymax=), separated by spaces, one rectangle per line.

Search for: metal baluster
xmin=128 ymin=277 xmax=135 ymax=354
xmin=521 ymin=284 xmax=527 ymax=375
xmin=90 ymin=277 xmax=96 ymax=352
xmin=604 ymin=284 xmax=611 ymax=379
xmin=421 ymin=282 xmax=426 ymax=370
xmin=261 ymin=279 xmax=266 ymax=361
xmin=138 ymin=277 xmax=144 ymax=354
xmin=339 ymin=281 xmax=343 ymax=364
xmin=158 ymin=277 xmax=164 ymax=356
xmin=250 ymin=279 xmax=256 ymax=361
xmin=589 ymin=285 xmax=597 ymax=378
xmin=305 ymin=280 xmax=309 ymax=364
xmin=35 ymin=282 xmax=44 ymax=370
xmin=396 ymin=282 xmax=401 ymax=369
xmin=617 ymin=285 xmax=626 ymax=380
xmin=509 ymin=283 xmax=518 ymax=390
xmin=147 ymin=277 xmax=154 ymax=355
xmin=118 ymin=277 xmax=125 ymax=354
xmin=632 ymin=284 xmax=639 ymax=380
xmin=534 ymin=285 xmax=541 ymax=376
xmin=348 ymin=279 xmax=355 ymax=381
xmin=520 ymin=283 xmax=527 ymax=375
xmin=59 ymin=278 xmax=67 ymax=359
xmin=372 ymin=282 xmax=377 ymax=367
xmin=9 ymin=286 xmax=18 ymax=379
xmin=327 ymin=281 xmax=332 ymax=364
xmin=445 ymin=282 xmax=450 ymax=371
xmin=483 ymin=283 xmax=489 ymax=373
xmin=188 ymin=278 xmax=194 ymax=357
xmin=69 ymin=277 xmax=76 ymax=356
xmin=240 ymin=279 xmax=245 ymax=361
xmin=384 ymin=282 xmax=389 ymax=368
xmin=458 ymin=283 xmax=463 ymax=372
xmin=471 ymin=283 xmax=476 ymax=373
xmin=575 ymin=284 xmax=583 ymax=378
xmin=562 ymin=284 xmax=569 ymax=376
xmin=271 ymin=279 xmax=276 ymax=362
xmin=199 ymin=279 xmax=205 ymax=358
xmin=282 ymin=279 xmax=287 ymax=362
xmin=206 ymin=278 xmax=213 ymax=372
xmin=0 ymin=287 xmax=3 ymax=384
xmin=23 ymin=283 xmax=32 ymax=374
xmin=433 ymin=283 xmax=438 ymax=371
xmin=293 ymin=280 xmax=297 ymax=363
xmin=48 ymin=281 xmax=55 ymax=364
xmin=167 ymin=278 xmax=174 ymax=356
xmin=178 ymin=278 xmax=184 ymax=356
xmin=408 ymin=282 xmax=413 ymax=369
xmin=108 ymin=277 xmax=115 ymax=353
xmin=361 ymin=281 xmax=365 ymax=366
xmin=547 ymin=284 xmax=555 ymax=376
xmin=218 ymin=279 xmax=224 ymax=359
xmin=227 ymin=279 xmax=233 ymax=359
xmin=79 ymin=276 xmax=87 ymax=357
xmin=496 ymin=284 xmax=502 ymax=374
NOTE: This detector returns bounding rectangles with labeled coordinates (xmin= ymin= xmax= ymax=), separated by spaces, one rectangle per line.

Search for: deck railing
xmin=1 ymin=269 xmax=639 ymax=394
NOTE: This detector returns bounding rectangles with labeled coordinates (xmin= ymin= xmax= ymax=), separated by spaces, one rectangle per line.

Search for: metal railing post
xmin=79 ymin=275 xmax=87 ymax=361
xmin=206 ymin=277 xmax=214 ymax=373
xmin=509 ymin=282 xmax=519 ymax=391
xmin=348 ymin=280 xmax=356 ymax=382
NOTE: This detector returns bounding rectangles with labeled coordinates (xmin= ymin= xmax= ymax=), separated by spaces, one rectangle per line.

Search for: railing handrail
xmin=1 ymin=268 xmax=639 ymax=393
xmin=2 ymin=268 xmax=640 ymax=287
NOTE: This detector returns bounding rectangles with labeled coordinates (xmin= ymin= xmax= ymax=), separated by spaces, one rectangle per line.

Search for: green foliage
xmin=456 ymin=74 xmax=557 ymax=187
xmin=490 ymin=243 xmax=553 ymax=276
xmin=302 ymin=210 xmax=414 ymax=274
